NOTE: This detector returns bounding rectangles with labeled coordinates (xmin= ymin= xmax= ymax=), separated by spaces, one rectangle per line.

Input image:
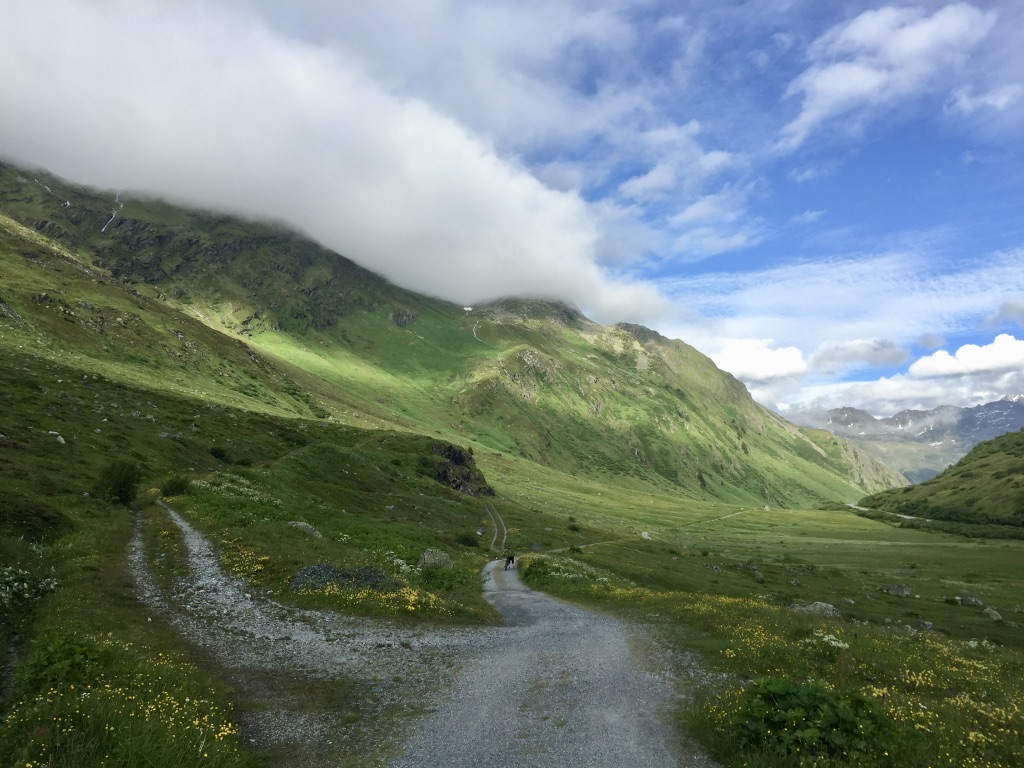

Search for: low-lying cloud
xmin=0 ymin=1 xmax=666 ymax=323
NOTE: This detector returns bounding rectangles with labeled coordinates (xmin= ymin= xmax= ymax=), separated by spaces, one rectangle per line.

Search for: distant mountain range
xmin=814 ymin=396 xmax=1024 ymax=482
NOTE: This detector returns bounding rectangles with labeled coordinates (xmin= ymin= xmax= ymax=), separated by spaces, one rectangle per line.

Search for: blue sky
xmin=2 ymin=0 xmax=1022 ymax=420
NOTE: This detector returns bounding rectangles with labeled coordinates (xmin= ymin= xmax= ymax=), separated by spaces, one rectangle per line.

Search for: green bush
xmin=14 ymin=630 xmax=115 ymax=697
xmin=93 ymin=459 xmax=142 ymax=505
xmin=419 ymin=566 xmax=479 ymax=594
xmin=160 ymin=474 xmax=191 ymax=497
xmin=724 ymin=677 xmax=891 ymax=763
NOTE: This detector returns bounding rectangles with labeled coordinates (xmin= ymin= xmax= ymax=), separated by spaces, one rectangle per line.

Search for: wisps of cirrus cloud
xmin=777 ymin=3 xmax=997 ymax=152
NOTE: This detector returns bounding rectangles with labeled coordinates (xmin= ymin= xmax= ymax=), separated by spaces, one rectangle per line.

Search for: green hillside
xmin=858 ymin=428 xmax=1024 ymax=538
xmin=0 ymin=161 xmax=903 ymax=509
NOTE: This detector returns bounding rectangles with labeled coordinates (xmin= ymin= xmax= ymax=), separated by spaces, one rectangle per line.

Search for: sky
xmin=2 ymin=0 xmax=1023 ymax=421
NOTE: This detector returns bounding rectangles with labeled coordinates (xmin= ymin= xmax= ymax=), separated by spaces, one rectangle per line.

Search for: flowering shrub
xmin=192 ymin=473 xmax=282 ymax=507
xmin=714 ymin=677 xmax=891 ymax=764
xmin=0 ymin=566 xmax=57 ymax=624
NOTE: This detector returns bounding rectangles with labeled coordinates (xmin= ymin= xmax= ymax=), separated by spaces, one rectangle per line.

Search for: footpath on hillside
xmin=131 ymin=501 xmax=714 ymax=767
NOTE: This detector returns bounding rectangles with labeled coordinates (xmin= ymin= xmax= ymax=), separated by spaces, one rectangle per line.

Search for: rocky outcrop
xmin=430 ymin=442 xmax=494 ymax=496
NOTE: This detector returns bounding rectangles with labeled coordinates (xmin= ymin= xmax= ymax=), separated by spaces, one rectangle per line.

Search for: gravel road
xmin=389 ymin=560 xmax=682 ymax=767
xmin=131 ymin=501 xmax=713 ymax=766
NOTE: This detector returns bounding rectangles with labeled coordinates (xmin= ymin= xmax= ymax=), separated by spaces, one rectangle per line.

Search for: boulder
xmin=418 ymin=548 xmax=453 ymax=569
xmin=287 ymin=521 xmax=324 ymax=539
xmin=959 ymin=589 xmax=983 ymax=607
xmin=916 ymin=619 xmax=934 ymax=631
xmin=983 ymin=607 xmax=1003 ymax=622
xmin=884 ymin=583 xmax=912 ymax=597
xmin=791 ymin=601 xmax=842 ymax=619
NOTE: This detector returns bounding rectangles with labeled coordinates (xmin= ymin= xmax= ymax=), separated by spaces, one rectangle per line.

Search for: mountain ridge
xmin=0 ymin=160 xmax=905 ymax=506
xmin=816 ymin=397 xmax=1024 ymax=482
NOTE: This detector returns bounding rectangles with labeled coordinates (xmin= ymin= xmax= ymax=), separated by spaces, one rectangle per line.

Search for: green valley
xmin=1 ymin=162 xmax=1021 ymax=768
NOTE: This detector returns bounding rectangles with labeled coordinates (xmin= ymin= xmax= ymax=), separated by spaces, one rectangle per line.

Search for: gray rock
xmin=884 ymin=582 xmax=912 ymax=597
xmin=418 ymin=548 xmax=453 ymax=569
xmin=788 ymin=578 xmax=801 ymax=587
xmin=983 ymin=607 xmax=1003 ymax=622
xmin=703 ymin=563 xmax=721 ymax=572
xmin=287 ymin=521 xmax=324 ymax=539
xmin=791 ymin=601 xmax=842 ymax=619
xmin=917 ymin=620 xmax=934 ymax=631
xmin=752 ymin=570 xmax=765 ymax=583
xmin=959 ymin=589 xmax=983 ymax=607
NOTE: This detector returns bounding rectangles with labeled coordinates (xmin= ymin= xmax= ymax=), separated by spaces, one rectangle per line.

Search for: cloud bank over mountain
xmin=2 ymin=0 xmax=1022 ymax=416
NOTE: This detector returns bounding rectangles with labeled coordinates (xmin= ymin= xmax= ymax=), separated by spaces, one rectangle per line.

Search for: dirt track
xmin=130 ymin=502 xmax=715 ymax=766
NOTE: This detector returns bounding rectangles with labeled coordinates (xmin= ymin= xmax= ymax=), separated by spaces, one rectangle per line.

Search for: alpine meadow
xmin=2 ymin=162 xmax=1022 ymax=767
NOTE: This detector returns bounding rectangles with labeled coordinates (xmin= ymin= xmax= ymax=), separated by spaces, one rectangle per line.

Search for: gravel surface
xmin=390 ymin=560 xmax=684 ymax=767
xmin=130 ymin=501 xmax=718 ymax=766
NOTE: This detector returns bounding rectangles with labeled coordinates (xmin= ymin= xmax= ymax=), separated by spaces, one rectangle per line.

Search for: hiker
xmin=503 ymin=555 xmax=512 ymax=570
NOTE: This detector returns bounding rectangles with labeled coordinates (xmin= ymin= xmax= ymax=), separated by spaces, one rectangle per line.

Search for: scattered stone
xmin=884 ymin=583 xmax=912 ymax=597
xmin=983 ymin=607 xmax=1003 ymax=622
xmin=917 ymin=619 xmax=934 ymax=631
xmin=959 ymin=590 xmax=983 ymax=607
xmin=843 ymin=597 xmax=856 ymax=605
xmin=703 ymin=563 xmax=720 ymax=572
xmin=287 ymin=521 xmax=324 ymax=539
xmin=752 ymin=570 xmax=765 ymax=583
xmin=418 ymin=548 xmax=453 ymax=569
xmin=55 ymin=435 xmax=65 ymax=444
xmin=788 ymin=578 xmax=801 ymax=587
xmin=791 ymin=601 xmax=842 ymax=619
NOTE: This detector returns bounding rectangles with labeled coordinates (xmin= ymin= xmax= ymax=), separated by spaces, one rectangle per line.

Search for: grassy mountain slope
xmin=0 ymin=162 xmax=903 ymax=508
xmin=858 ymin=428 xmax=1024 ymax=537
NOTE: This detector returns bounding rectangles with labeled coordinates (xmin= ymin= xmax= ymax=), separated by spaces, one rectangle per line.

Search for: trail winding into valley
xmin=130 ymin=501 xmax=711 ymax=766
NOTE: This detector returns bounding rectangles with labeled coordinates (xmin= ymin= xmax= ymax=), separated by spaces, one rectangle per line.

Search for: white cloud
xmin=0 ymin=0 xmax=669 ymax=323
xmin=917 ymin=333 xmax=946 ymax=349
xmin=790 ymin=210 xmax=824 ymax=225
xmin=709 ymin=339 xmax=807 ymax=382
xmin=945 ymin=83 xmax=1022 ymax=116
xmin=909 ymin=334 xmax=1024 ymax=377
xmin=663 ymin=247 xmax=1024 ymax=354
xmin=811 ymin=339 xmax=909 ymax=374
xmin=989 ymin=297 xmax=1024 ymax=326
xmin=779 ymin=3 xmax=996 ymax=151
